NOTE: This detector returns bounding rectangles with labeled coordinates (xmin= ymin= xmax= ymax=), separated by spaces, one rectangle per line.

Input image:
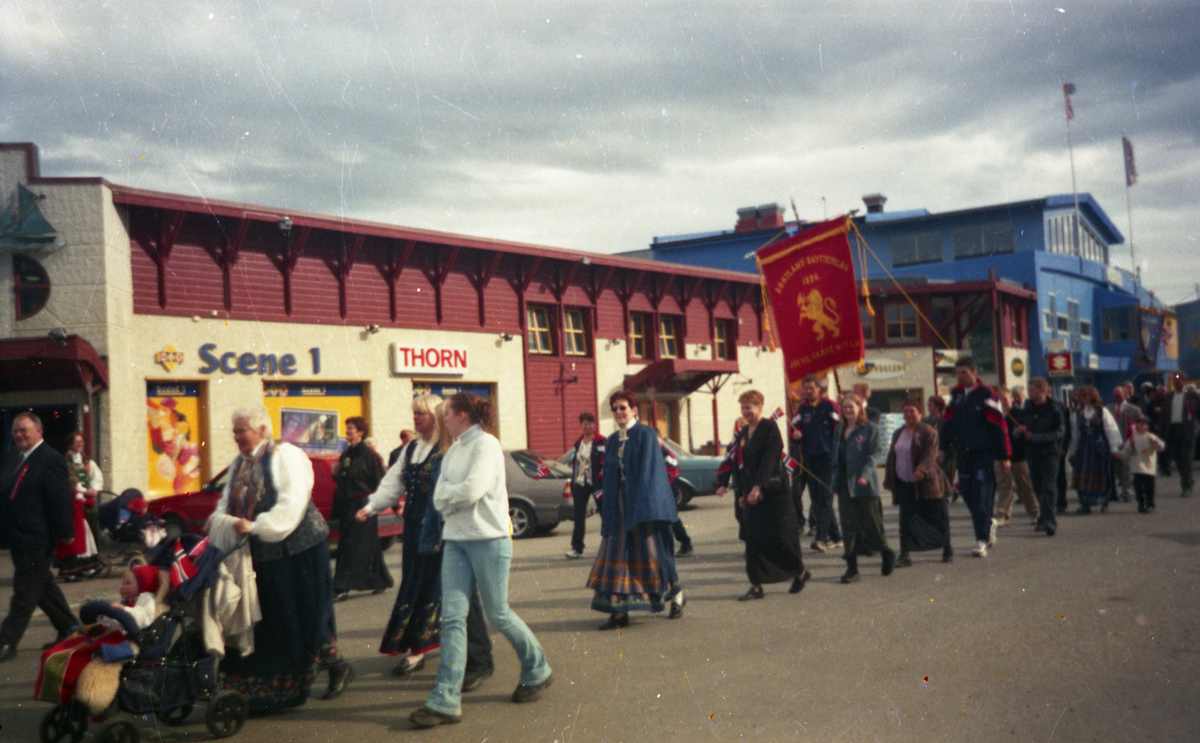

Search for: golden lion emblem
xmin=797 ymin=289 xmax=841 ymax=341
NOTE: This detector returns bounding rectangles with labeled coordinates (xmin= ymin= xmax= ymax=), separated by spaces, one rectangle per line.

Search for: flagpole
xmin=1122 ymin=134 xmax=1139 ymax=281
xmin=1063 ymin=79 xmax=1081 ymax=259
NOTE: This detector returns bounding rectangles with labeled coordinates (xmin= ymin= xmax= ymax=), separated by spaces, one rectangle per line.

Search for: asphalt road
xmin=2 ymin=470 xmax=1199 ymax=743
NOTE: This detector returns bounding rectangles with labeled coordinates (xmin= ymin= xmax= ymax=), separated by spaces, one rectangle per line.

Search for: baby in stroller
xmin=94 ymin=565 xmax=169 ymax=633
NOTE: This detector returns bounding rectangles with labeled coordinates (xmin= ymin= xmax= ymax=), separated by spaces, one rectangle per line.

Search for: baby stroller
xmin=94 ymin=489 xmax=165 ymax=570
xmin=37 ymin=535 xmax=249 ymax=743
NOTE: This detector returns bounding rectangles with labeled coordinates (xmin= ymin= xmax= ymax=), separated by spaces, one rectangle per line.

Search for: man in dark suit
xmin=0 ymin=412 xmax=80 ymax=662
xmin=1158 ymin=374 xmax=1200 ymax=497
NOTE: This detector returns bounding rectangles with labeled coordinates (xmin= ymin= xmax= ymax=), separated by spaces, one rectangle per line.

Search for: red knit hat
xmin=132 ymin=565 xmax=161 ymax=594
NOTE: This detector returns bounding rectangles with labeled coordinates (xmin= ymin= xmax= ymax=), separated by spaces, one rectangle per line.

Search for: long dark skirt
xmin=1073 ymin=424 xmax=1110 ymax=507
xmin=837 ymin=487 xmax=890 ymax=557
xmin=219 ymin=541 xmax=341 ymax=712
xmin=379 ymin=526 xmax=442 ymax=656
xmin=737 ymin=490 xmax=803 ymax=584
xmin=587 ymin=522 xmax=681 ymax=614
xmin=894 ymin=480 xmax=950 ymax=553
xmin=332 ymin=495 xmax=393 ymax=593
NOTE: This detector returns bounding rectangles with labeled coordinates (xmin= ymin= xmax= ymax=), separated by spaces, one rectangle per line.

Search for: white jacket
xmin=433 ymin=425 xmax=510 ymax=541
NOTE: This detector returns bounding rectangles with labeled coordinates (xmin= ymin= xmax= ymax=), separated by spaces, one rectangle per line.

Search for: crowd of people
xmin=1 ymin=361 xmax=1196 ymax=730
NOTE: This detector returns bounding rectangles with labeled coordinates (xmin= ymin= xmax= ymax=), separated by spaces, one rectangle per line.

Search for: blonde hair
xmin=412 ymin=394 xmax=450 ymax=449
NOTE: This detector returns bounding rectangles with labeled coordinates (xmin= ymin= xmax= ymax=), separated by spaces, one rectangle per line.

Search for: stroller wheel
xmin=39 ymin=703 xmax=88 ymax=743
xmin=163 ymin=704 xmax=193 ymax=726
xmin=98 ymin=718 xmax=139 ymax=743
xmin=206 ymin=691 xmax=249 ymax=739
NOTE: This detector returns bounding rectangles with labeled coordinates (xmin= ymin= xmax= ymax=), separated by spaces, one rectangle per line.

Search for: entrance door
xmin=1 ymin=404 xmax=78 ymax=455
xmin=638 ymin=399 xmax=680 ymax=444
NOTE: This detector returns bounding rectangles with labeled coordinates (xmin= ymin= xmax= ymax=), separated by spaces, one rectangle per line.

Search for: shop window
xmin=885 ymin=305 xmax=919 ymax=342
xmin=860 ymin=304 xmax=876 ymax=343
xmin=659 ymin=315 xmax=679 ymax=358
xmin=13 ymin=254 xmax=51 ymax=320
xmin=527 ymin=306 xmax=553 ymax=354
xmin=1043 ymin=293 xmax=1055 ymax=332
xmin=1102 ymin=306 xmax=1134 ymax=342
xmin=713 ymin=319 xmax=732 ymax=360
xmin=629 ymin=314 xmax=648 ymax=359
xmin=892 ymin=231 xmax=942 ymax=266
xmin=952 ymin=221 xmax=1014 ymax=259
xmin=563 ymin=308 xmax=588 ymax=356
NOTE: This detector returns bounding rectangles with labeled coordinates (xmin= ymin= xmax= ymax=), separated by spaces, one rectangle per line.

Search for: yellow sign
xmin=155 ymin=344 xmax=185 ymax=372
xmin=146 ymin=383 xmax=204 ymax=497
xmin=1011 ymin=358 xmax=1025 ymax=377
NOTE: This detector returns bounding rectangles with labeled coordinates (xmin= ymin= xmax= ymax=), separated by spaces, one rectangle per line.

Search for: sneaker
xmin=987 ymin=519 xmax=998 ymax=547
xmin=512 ymin=673 xmax=554 ymax=703
xmin=971 ymin=541 xmax=988 ymax=557
xmin=564 ymin=550 xmax=583 ymax=559
xmin=410 ymin=706 xmax=461 ymax=728
xmin=828 ymin=540 xmax=844 ymax=552
xmin=809 ymin=540 xmax=826 ymax=553
xmin=462 ymin=668 xmax=493 ymax=692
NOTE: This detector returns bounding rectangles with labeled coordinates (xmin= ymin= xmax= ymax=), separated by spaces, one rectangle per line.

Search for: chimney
xmin=734 ymin=203 xmax=787 ymax=233
xmin=862 ymin=194 xmax=887 ymax=214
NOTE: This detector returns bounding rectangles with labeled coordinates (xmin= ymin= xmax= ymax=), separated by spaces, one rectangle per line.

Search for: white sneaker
xmin=564 ymin=550 xmax=583 ymax=559
xmin=987 ymin=519 xmax=998 ymax=547
xmin=971 ymin=541 xmax=988 ymax=557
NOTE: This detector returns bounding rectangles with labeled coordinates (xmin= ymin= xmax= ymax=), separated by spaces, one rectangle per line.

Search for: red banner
xmin=756 ymin=217 xmax=864 ymax=393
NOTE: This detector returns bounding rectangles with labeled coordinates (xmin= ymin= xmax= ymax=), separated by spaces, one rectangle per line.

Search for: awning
xmin=623 ymin=358 xmax=739 ymax=396
xmin=0 ymin=335 xmax=109 ymax=394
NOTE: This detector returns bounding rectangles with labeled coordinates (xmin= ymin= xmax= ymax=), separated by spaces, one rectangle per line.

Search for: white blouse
xmin=1071 ymin=406 xmax=1122 ymax=457
xmin=213 ymin=440 xmax=314 ymax=542
xmin=363 ymin=437 xmax=436 ymax=516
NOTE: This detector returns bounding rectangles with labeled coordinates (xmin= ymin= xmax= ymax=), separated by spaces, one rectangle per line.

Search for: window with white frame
xmin=563 ymin=308 xmax=587 ymax=356
xmin=526 ymin=306 xmax=553 ymax=354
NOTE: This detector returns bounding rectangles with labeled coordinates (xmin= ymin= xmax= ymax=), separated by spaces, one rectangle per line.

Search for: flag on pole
xmin=755 ymin=217 xmax=864 ymax=397
xmin=1123 ymin=136 xmax=1137 ymax=187
xmin=1063 ymin=82 xmax=1076 ymax=120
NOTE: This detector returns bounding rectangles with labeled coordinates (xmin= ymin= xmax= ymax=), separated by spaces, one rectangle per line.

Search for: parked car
xmin=506 ymin=449 xmax=574 ymax=539
xmin=559 ymin=438 xmax=723 ymax=508
xmin=145 ymin=455 xmax=404 ymax=549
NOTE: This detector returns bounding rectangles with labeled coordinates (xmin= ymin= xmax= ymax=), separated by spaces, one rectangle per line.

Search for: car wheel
xmin=509 ymin=502 xmax=537 ymax=539
xmin=674 ymin=483 xmax=695 ymax=509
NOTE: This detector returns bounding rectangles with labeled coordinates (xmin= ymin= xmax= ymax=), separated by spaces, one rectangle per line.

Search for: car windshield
xmin=203 ymin=468 xmax=230 ymax=492
xmin=510 ymin=450 xmax=571 ymax=479
xmin=660 ymin=439 xmax=696 ymax=459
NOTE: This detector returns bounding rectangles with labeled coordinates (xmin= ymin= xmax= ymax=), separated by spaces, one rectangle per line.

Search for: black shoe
xmin=1034 ymin=523 xmax=1047 ymax=532
xmin=1055 ymin=507 xmax=1067 ymax=515
xmin=789 ymin=570 xmax=811 ymax=593
xmin=410 ymin=706 xmax=461 ymax=728
xmin=1137 ymin=505 xmax=1148 ymax=514
xmin=1147 ymin=505 xmax=1156 ymax=513
xmin=462 ymin=669 xmax=493 ymax=692
xmin=737 ymin=586 xmax=764 ymax=601
xmin=512 ymin=673 xmax=553 ymax=703
xmin=598 ymin=612 xmax=630 ymax=630
xmin=1075 ymin=506 xmax=1092 ymax=515
xmin=942 ymin=547 xmax=954 ymax=563
xmin=372 ymin=586 xmax=388 ymax=595
xmin=334 ymin=592 xmax=350 ymax=602
xmin=881 ymin=548 xmax=896 ymax=576
xmin=676 ymin=542 xmax=694 ymax=556
xmin=894 ymin=554 xmax=912 ymax=568
xmin=1044 ymin=525 xmax=1056 ymax=537
xmin=392 ymin=655 xmax=426 ymax=676
xmin=0 ymin=644 xmax=15 ymax=663
xmin=668 ymin=593 xmax=686 ymax=619
xmin=839 ymin=569 xmax=860 ymax=584
xmin=322 ymin=662 xmax=355 ymax=700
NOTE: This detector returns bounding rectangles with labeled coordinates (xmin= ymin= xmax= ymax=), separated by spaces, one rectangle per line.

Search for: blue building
xmin=636 ymin=194 xmax=1178 ymax=397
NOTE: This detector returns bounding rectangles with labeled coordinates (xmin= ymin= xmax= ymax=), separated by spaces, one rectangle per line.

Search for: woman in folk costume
xmin=58 ymin=432 xmax=101 ymax=576
xmin=1069 ymin=385 xmax=1122 ymax=514
xmin=207 ymin=404 xmax=354 ymax=711
xmin=331 ymin=416 xmax=391 ymax=600
xmin=717 ymin=390 xmax=808 ymax=601
xmin=356 ymin=395 xmax=494 ymax=686
xmin=587 ymin=390 xmax=685 ymax=630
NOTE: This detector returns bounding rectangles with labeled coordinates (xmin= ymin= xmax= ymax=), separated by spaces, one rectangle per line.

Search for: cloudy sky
xmin=3 ymin=1 xmax=1197 ymax=303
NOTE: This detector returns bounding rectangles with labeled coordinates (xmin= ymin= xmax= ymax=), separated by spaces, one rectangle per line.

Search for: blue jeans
xmin=425 ymin=537 xmax=550 ymax=717
xmin=958 ymin=455 xmax=996 ymax=542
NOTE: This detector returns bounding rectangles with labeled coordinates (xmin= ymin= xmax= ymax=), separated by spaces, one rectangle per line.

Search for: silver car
xmin=505 ymin=450 xmax=575 ymax=539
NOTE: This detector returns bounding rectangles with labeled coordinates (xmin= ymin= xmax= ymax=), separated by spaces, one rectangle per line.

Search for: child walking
xmin=1120 ymin=415 xmax=1165 ymax=513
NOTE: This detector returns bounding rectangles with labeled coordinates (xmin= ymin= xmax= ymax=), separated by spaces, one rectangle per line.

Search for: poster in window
xmin=146 ymin=382 xmax=203 ymax=497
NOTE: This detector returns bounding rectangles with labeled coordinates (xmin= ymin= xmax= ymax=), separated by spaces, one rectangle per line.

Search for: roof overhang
xmin=0 ymin=334 xmax=109 ymax=394
xmin=623 ymin=358 xmax=739 ymax=396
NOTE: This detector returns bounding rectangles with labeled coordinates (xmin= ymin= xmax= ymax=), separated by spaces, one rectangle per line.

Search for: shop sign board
xmin=1047 ymin=352 xmax=1073 ymax=377
xmin=392 ymin=344 xmax=468 ymax=376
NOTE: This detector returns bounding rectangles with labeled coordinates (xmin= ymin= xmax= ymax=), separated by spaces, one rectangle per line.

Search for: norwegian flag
xmin=534 ymin=459 xmax=552 ymax=480
xmin=168 ymin=536 xmax=210 ymax=591
xmin=781 ymin=452 xmax=801 ymax=477
xmin=771 ymin=407 xmax=785 ymax=421
xmin=716 ymin=425 xmax=747 ymax=488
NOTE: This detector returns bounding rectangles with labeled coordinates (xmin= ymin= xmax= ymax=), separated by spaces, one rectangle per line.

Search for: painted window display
xmin=146 ymin=382 xmax=204 ymax=497
xmin=279 ymin=408 xmax=341 ymax=454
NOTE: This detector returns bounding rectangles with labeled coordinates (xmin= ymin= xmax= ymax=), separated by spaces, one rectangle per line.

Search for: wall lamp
xmin=366 ymin=324 xmax=381 ymax=334
xmin=610 ymin=338 xmax=623 ymax=345
xmin=48 ymin=328 xmax=69 ymax=345
xmin=277 ymin=217 xmax=293 ymax=232
xmin=697 ymin=344 xmax=709 ymax=351
xmin=501 ymin=333 xmax=515 ymax=341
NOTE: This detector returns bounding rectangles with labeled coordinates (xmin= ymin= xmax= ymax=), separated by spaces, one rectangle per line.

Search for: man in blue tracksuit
xmin=938 ymin=356 xmax=1011 ymax=557
xmin=790 ymin=374 xmax=842 ymax=552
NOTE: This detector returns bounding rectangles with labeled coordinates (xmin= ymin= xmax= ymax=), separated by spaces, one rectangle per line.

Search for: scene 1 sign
xmin=1047 ymin=352 xmax=1073 ymax=377
xmin=756 ymin=216 xmax=864 ymax=395
xmin=391 ymin=344 xmax=469 ymax=376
